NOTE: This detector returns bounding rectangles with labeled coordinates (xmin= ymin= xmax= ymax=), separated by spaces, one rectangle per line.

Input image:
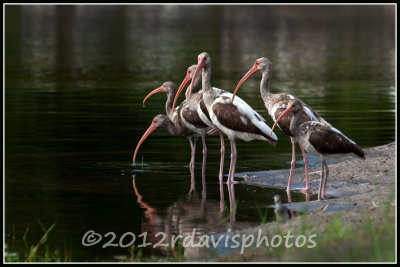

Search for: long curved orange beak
xmin=143 ymin=85 xmax=166 ymax=105
xmin=132 ymin=121 xmax=158 ymax=164
xmin=189 ymin=56 xmax=206 ymax=98
xmin=231 ymin=63 xmax=259 ymax=102
xmin=172 ymin=71 xmax=192 ymax=112
xmin=270 ymin=104 xmax=294 ymax=136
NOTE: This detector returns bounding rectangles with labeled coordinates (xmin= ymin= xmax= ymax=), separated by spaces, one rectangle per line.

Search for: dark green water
xmin=5 ymin=5 xmax=395 ymax=261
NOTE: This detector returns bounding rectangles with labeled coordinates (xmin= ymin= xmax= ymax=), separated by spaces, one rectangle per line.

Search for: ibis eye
xmin=255 ymin=61 xmax=259 ymax=65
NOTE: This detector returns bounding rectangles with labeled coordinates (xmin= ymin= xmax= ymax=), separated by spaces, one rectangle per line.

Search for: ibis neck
xmin=202 ymin=65 xmax=212 ymax=94
xmin=185 ymin=74 xmax=201 ymax=99
xmin=289 ymin=110 xmax=302 ymax=137
xmin=161 ymin=114 xmax=181 ymax=136
xmin=185 ymin=86 xmax=190 ymax=99
xmin=166 ymin=91 xmax=174 ymax=116
xmin=260 ymin=69 xmax=272 ymax=102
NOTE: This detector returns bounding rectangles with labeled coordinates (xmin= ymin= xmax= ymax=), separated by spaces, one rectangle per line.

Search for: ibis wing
xmin=212 ymin=93 xmax=278 ymax=143
xmin=181 ymin=105 xmax=209 ymax=129
xmin=307 ymin=123 xmax=365 ymax=159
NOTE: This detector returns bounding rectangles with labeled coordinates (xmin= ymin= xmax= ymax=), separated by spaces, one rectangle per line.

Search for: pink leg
xmin=287 ymin=141 xmax=296 ymax=193
xmin=219 ymin=132 xmax=225 ymax=213
xmin=286 ymin=190 xmax=292 ymax=203
xmin=188 ymin=164 xmax=195 ymax=196
xmin=187 ymin=176 xmax=197 ymax=200
xmin=299 ymin=144 xmax=316 ymax=193
xmin=201 ymin=135 xmax=207 ymax=176
xmin=227 ymin=184 xmax=236 ymax=223
xmin=188 ymin=137 xmax=197 ymax=195
xmin=318 ymin=161 xmax=325 ymax=201
xmin=219 ymin=132 xmax=225 ymax=185
xmin=227 ymin=141 xmax=233 ymax=183
xmin=188 ymin=137 xmax=196 ymax=171
xmin=206 ymin=127 xmax=220 ymax=136
xmin=227 ymin=139 xmax=238 ymax=184
xmin=322 ymin=161 xmax=329 ymax=199
xmin=201 ymin=185 xmax=206 ymax=211
xmin=286 ymin=191 xmax=295 ymax=218
xmin=227 ymin=183 xmax=232 ymax=211
xmin=201 ymin=135 xmax=207 ymax=196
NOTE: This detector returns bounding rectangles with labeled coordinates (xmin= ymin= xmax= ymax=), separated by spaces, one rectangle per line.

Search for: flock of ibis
xmin=133 ymin=52 xmax=365 ymax=201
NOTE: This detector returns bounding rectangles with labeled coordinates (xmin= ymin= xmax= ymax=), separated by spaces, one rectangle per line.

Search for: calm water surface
xmin=5 ymin=5 xmax=395 ymax=261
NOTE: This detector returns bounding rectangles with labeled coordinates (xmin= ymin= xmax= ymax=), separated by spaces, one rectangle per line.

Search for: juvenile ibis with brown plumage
xmin=133 ymin=82 xmax=198 ymax=182
xmin=232 ymin=57 xmax=329 ymax=193
xmin=182 ymin=52 xmax=278 ymax=184
xmin=173 ymin=64 xmax=227 ymax=193
xmin=270 ymin=100 xmax=366 ymax=200
xmin=173 ymin=65 xmax=216 ymax=187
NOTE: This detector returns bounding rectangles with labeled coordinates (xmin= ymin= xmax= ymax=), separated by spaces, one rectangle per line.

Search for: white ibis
xmin=271 ymin=100 xmax=366 ymax=200
xmin=181 ymin=52 xmax=278 ymax=184
xmin=232 ymin=57 xmax=329 ymax=193
xmin=173 ymin=64 xmax=227 ymax=200
xmin=141 ymin=81 xmax=205 ymax=194
xmin=133 ymin=82 xmax=198 ymax=176
xmin=173 ymin=65 xmax=215 ymax=192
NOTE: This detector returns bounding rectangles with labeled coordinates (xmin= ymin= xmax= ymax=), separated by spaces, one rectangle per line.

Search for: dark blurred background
xmin=5 ymin=5 xmax=395 ymax=261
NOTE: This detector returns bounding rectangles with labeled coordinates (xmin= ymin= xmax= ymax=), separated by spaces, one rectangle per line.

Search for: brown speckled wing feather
xmin=212 ymin=99 xmax=274 ymax=142
xmin=307 ymin=124 xmax=365 ymax=158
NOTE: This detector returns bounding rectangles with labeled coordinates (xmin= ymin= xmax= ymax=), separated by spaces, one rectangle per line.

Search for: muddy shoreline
xmin=236 ymin=142 xmax=396 ymax=213
xmin=188 ymin=142 xmax=396 ymax=262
